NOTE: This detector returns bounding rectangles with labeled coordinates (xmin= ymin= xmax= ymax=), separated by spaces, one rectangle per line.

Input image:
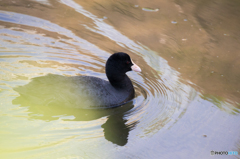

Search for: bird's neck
xmin=107 ymin=72 xmax=134 ymax=91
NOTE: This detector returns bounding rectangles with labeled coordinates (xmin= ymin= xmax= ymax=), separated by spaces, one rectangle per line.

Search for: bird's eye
xmin=126 ymin=61 xmax=130 ymax=64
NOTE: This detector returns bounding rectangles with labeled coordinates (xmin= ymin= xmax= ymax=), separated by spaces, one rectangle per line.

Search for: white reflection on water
xmin=34 ymin=0 xmax=51 ymax=6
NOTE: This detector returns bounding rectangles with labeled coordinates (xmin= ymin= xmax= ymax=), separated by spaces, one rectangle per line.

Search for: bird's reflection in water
xmin=12 ymin=75 xmax=138 ymax=146
xmin=102 ymin=106 xmax=137 ymax=146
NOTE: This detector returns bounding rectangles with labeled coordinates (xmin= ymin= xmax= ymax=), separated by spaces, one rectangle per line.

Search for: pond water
xmin=0 ymin=0 xmax=240 ymax=158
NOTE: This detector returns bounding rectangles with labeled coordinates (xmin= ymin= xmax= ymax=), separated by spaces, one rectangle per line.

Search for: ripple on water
xmin=0 ymin=7 xmax=190 ymax=157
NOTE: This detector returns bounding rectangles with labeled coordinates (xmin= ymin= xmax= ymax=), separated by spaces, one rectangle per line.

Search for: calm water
xmin=0 ymin=0 xmax=240 ymax=158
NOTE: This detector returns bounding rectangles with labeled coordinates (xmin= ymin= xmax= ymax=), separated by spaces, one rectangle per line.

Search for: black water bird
xmin=13 ymin=52 xmax=141 ymax=109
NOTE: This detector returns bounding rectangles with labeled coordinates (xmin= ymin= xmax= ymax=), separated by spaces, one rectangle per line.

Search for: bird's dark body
xmin=14 ymin=53 xmax=139 ymax=109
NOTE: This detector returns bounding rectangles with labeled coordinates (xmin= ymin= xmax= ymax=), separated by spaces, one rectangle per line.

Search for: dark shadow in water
xmin=101 ymin=104 xmax=138 ymax=146
xmin=12 ymin=75 xmax=138 ymax=146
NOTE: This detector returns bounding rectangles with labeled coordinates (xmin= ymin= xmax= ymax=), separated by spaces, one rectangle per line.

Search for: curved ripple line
xmin=0 ymin=10 xmax=110 ymax=58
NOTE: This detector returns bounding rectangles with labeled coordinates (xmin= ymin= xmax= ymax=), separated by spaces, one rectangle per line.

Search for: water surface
xmin=0 ymin=0 xmax=240 ymax=158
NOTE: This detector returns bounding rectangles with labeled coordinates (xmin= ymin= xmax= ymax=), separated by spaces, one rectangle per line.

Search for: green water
xmin=0 ymin=0 xmax=240 ymax=158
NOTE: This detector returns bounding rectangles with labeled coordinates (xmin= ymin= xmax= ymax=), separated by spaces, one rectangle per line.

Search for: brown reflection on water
xmin=173 ymin=0 xmax=240 ymax=105
xmin=69 ymin=0 xmax=240 ymax=106
xmin=1 ymin=0 xmax=239 ymax=107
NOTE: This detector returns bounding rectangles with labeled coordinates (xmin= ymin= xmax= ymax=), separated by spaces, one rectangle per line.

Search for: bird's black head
xmin=105 ymin=52 xmax=141 ymax=88
xmin=106 ymin=52 xmax=141 ymax=75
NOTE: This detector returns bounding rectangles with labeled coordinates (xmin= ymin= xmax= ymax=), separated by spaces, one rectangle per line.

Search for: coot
xmin=14 ymin=52 xmax=141 ymax=109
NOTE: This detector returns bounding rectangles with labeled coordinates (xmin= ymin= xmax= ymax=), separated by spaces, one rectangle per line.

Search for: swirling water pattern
xmin=0 ymin=0 xmax=240 ymax=158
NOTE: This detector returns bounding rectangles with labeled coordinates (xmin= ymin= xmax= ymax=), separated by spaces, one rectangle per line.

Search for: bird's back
xmin=14 ymin=74 xmax=133 ymax=109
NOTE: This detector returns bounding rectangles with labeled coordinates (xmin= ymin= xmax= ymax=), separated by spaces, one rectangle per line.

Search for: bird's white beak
xmin=131 ymin=59 xmax=141 ymax=72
